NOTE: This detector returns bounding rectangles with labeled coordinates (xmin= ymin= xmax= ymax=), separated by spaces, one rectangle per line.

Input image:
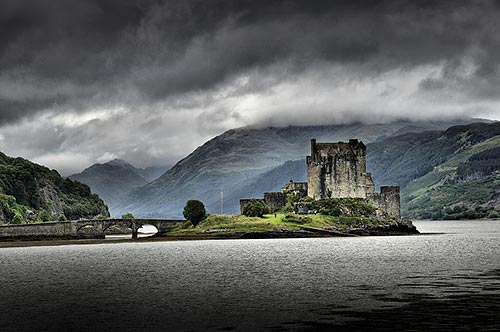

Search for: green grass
xmin=166 ymin=212 xmax=393 ymax=238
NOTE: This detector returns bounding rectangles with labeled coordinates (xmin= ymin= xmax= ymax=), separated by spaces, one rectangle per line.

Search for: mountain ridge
xmin=115 ymin=118 xmax=483 ymax=218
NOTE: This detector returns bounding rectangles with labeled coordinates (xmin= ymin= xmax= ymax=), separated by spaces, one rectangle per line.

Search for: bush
xmin=58 ymin=213 xmax=67 ymax=221
xmin=488 ymin=210 xmax=500 ymax=219
xmin=122 ymin=213 xmax=135 ymax=219
xmin=39 ymin=209 xmax=51 ymax=222
xmin=242 ymin=199 xmax=270 ymax=218
xmin=11 ymin=212 xmax=24 ymax=225
xmin=183 ymin=200 xmax=207 ymax=227
xmin=312 ymin=198 xmax=377 ymax=217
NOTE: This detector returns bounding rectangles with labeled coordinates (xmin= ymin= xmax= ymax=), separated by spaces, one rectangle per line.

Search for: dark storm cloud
xmin=1 ymin=0 xmax=500 ymax=174
xmin=1 ymin=0 xmax=499 ymax=124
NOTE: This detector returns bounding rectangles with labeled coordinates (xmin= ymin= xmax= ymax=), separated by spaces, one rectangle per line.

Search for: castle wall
xmin=281 ymin=180 xmax=308 ymax=197
xmin=239 ymin=192 xmax=287 ymax=214
xmin=264 ymin=192 xmax=286 ymax=212
xmin=306 ymin=155 xmax=323 ymax=199
xmin=307 ymin=139 xmax=374 ymax=199
xmin=367 ymin=186 xmax=401 ymax=220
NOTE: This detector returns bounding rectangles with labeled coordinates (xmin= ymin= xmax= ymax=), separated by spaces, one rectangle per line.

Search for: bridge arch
xmin=75 ymin=218 xmax=183 ymax=239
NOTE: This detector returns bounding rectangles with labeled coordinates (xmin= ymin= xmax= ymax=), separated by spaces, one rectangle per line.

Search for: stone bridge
xmin=0 ymin=218 xmax=184 ymax=240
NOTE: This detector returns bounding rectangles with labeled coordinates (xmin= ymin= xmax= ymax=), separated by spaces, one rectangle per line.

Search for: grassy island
xmin=163 ymin=211 xmax=417 ymax=240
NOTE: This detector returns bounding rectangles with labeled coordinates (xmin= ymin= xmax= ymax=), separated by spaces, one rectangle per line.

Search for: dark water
xmin=0 ymin=220 xmax=499 ymax=331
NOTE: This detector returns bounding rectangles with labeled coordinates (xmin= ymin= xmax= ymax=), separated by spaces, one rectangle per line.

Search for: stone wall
xmin=307 ymin=139 xmax=375 ymax=200
xmin=0 ymin=221 xmax=78 ymax=239
xmin=368 ymin=186 xmax=401 ymax=220
xmin=240 ymin=193 xmax=287 ymax=214
xmin=281 ymin=180 xmax=308 ymax=197
xmin=264 ymin=192 xmax=286 ymax=212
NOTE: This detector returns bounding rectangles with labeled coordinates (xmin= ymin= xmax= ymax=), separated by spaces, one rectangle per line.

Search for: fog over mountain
xmin=1 ymin=1 xmax=500 ymax=174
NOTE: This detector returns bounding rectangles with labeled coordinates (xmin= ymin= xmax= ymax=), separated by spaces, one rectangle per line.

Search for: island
xmin=165 ymin=138 xmax=418 ymax=239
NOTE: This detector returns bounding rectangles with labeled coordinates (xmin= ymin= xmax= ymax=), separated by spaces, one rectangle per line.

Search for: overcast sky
xmin=1 ymin=0 xmax=499 ymax=175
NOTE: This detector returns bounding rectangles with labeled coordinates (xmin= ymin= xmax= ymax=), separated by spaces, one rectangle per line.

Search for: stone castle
xmin=240 ymin=139 xmax=401 ymax=219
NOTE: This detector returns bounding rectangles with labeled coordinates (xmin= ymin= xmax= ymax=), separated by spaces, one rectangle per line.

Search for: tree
xmin=183 ymin=200 xmax=206 ymax=227
xmin=122 ymin=213 xmax=135 ymax=219
xmin=284 ymin=193 xmax=301 ymax=213
xmin=242 ymin=199 xmax=270 ymax=217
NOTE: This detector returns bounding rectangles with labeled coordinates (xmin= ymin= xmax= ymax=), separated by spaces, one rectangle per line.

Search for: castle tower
xmin=306 ymin=139 xmax=375 ymax=200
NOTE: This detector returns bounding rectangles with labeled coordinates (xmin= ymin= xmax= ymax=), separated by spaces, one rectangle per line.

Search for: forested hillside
xmin=367 ymin=122 xmax=500 ymax=219
xmin=0 ymin=152 xmax=109 ymax=224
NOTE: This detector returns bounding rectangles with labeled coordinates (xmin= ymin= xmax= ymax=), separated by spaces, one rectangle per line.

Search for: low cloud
xmin=1 ymin=0 xmax=500 ymax=173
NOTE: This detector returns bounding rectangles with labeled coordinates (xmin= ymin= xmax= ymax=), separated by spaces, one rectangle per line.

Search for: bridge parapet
xmin=0 ymin=219 xmax=185 ymax=240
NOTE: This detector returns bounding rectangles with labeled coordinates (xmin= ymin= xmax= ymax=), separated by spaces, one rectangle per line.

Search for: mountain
xmin=366 ymin=121 xmax=500 ymax=219
xmin=0 ymin=152 xmax=109 ymax=224
xmin=140 ymin=166 xmax=170 ymax=182
xmin=116 ymin=119 xmax=481 ymax=218
xmin=69 ymin=159 xmax=169 ymax=215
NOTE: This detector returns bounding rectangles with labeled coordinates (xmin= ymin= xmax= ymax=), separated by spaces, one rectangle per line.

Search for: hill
xmin=69 ymin=159 xmax=168 ymax=215
xmin=115 ymin=119 xmax=478 ymax=218
xmin=366 ymin=122 xmax=500 ymax=219
xmin=0 ymin=152 xmax=109 ymax=224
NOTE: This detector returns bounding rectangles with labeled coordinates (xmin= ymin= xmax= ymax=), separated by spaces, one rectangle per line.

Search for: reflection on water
xmin=105 ymin=224 xmax=158 ymax=240
xmin=0 ymin=220 xmax=499 ymax=331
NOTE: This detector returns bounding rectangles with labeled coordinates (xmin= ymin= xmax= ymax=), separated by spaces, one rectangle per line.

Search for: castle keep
xmin=240 ymin=139 xmax=401 ymax=219
xmin=307 ymin=139 xmax=375 ymax=199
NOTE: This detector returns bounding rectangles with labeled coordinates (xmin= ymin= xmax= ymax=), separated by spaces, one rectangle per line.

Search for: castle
xmin=240 ymin=139 xmax=401 ymax=219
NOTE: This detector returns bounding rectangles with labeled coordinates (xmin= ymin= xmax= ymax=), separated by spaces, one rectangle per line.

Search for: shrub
xmin=488 ymin=210 xmax=500 ymax=219
xmin=313 ymin=198 xmax=377 ymax=217
xmin=242 ymin=199 xmax=270 ymax=218
xmin=58 ymin=213 xmax=67 ymax=221
xmin=39 ymin=209 xmax=51 ymax=222
xmin=183 ymin=200 xmax=207 ymax=227
xmin=122 ymin=213 xmax=135 ymax=219
xmin=11 ymin=212 xmax=24 ymax=225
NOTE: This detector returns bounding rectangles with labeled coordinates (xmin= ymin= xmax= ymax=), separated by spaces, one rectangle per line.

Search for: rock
xmin=24 ymin=210 xmax=38 ymax=223
xmin=40 ymin=185 xmax=63 ymax=218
